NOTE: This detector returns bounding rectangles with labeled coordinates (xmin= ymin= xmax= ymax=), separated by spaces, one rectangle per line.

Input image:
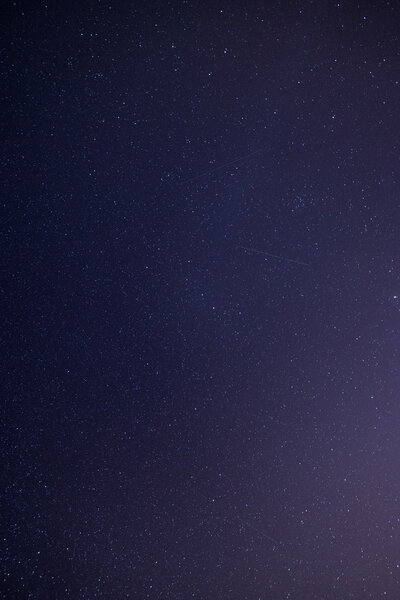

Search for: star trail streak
xmin=237 ymin=245 xmax=311 ymax=267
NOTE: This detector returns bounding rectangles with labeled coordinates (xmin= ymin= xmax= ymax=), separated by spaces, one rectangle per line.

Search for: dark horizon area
xmin=2 ymin=1 xmax=400 ymax=598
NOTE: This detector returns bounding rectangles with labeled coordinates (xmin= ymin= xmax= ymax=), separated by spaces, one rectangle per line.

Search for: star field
xmin=3 ymin=1 xmax=400 ymax=598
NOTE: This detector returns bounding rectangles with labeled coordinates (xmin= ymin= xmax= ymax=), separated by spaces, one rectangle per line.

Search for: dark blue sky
xmin=3 ymin=1 xmax=400 ymax=598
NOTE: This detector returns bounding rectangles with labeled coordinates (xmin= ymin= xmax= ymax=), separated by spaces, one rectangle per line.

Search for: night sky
xmin=3 ymin=1 xmax=400 ymax=598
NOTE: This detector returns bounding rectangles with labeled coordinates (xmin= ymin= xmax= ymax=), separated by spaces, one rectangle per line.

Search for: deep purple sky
xmin=3 ymin=1 xmax=400 ymax=598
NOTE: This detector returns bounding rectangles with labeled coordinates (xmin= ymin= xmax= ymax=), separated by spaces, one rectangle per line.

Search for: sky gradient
xmin=3 ymin=1 xmax=400 ymax=598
